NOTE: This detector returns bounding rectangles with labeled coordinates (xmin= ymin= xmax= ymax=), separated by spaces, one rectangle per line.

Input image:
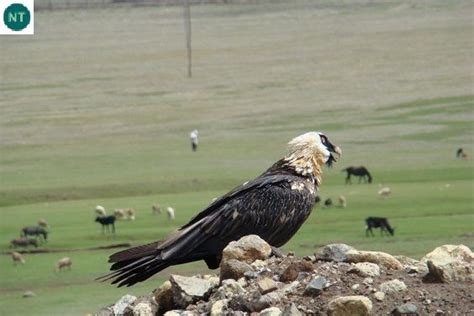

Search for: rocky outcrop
xmin=421 ymin=244 xmax=474 ymax=283
xmin=96 ymin=238 xmax=473 ymax=315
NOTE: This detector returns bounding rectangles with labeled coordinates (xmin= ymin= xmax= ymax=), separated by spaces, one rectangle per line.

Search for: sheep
xmin=114 ymin=208 xmax=135 ymax=220
xmin=338 ymin=195 xmax=347 ymax=208
xmin=456 ymin=148 xmax=468 ymax=159
xmin=95 ymin=205 xmax=106 ymax=217
xmin=38 ymin=218 xmax=49 ymax=229
xmin=378 ymin=187 xmax=391 ymax=198
xmin=10 ymin=238 xmax=38 ymax=248
xmin=56 ymin=257 xmax=72 ymax=271
xmin=152 ymin=203 xmax=161 ymax=215
xmin=95 ymin=215 xmax=116 ymax=233
xmin=166 ymin=207 xmax=175 ymax=220
xmin=366 ymin=217 xmax=395 ymax=236
xmin=11 ymin=252 xmax=25 ymax=265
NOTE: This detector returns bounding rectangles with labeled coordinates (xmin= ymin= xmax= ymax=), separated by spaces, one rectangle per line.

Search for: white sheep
xmin=378 ymin=187 xmax=391 ymax=198
xmin=38 ymin=218 xmax=49 ymax=229
xmin=338 ymin=195 xmax=347 ymax=208
xmin=114 ymin=208 xmax=135 ymax=220
xmin=166 ymin=207 xmax=175 ymax=220
xmin=125 ymin=208 xmax=136 ymax=221
xmin=11 ymin=252 xmax=25 ymax=265
xmin=152 ymin=203 xmax=161 ymax=215
xmin=95 ymin=205 xmax=106 ymax=217
xmin=56 ymin=257 xmax=72 ymax=272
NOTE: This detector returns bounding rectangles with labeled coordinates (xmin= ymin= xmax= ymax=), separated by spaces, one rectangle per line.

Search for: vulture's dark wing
xmin=102 ymin=173 xmax=315 ymax=287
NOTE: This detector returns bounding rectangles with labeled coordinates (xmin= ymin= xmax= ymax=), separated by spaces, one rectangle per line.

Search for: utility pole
xmin=183 ymin=0 xmax=192 ymax=78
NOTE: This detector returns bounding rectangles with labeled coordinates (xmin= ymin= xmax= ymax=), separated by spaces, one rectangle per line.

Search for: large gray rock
xmin=421 ymin=244 xmax=474 ymax=282
xmin=391 ymin=303 xmax=418 ymax=315
xmin=350 ymin=262 xmax=381 ymax=277
xmin=379 ymin=279 xmax=407 ymax=294
xmin=260 ymin=307 xmax=282 ymax=316
xmin=315 ymin=244 xmax=356 ymax=262
xmin=304 ymin=276 xmax=328 ymax=296
xmin=327 ymin=296 xmax=373 ymax=316
xmin=249 ymin=291 xmax=282 ymax=312
xmin=222 ymin=235 xmax=272 ymax=264
xmin=345 ymin=250 xmax=403 ymax=270
xmin=170 ymin=275 xmax=217 ymax=307
xmin=220 ymin=258 xmax=253 ymax=281
xmin=113 ymin=294 xmax=137 ymax=315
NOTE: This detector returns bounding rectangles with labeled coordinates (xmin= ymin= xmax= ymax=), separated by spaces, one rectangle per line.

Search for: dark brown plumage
xmin=99 ymin=132 xmax=340 ymax=287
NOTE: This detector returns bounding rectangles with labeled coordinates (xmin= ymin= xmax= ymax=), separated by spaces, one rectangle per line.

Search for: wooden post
xmin=183 ymin=0 xmax=192 ymax=78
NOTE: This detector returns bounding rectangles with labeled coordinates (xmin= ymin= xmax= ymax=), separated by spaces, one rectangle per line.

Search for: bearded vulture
xmin=100 ymin=132 xmax=341 ymax=287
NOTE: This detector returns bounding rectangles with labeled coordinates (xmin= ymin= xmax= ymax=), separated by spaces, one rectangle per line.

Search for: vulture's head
xmin=285 ymin=132 xmax=341 ymax=180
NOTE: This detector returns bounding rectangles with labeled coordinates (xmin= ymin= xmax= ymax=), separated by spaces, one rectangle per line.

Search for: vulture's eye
xmin=320 ymin=135 xmax=326 ymax=144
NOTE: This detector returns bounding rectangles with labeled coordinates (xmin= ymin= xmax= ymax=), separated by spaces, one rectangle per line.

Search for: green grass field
xmin=0 ymin=1 xmax=473 ymax=315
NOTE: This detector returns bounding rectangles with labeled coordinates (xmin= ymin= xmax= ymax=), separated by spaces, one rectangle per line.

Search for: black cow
xmin=10 ymin=237 xmax=38 ymax=248
xmin=95 ymin=216 xmax=116 ymax=234
xmin=21 ymin=226 xmax=48 ymax=243
xmin=365 ymin=217 xmax=395 ymax=236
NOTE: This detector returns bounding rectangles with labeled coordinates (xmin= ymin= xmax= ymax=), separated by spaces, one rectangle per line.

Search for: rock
xmin=362 ymin=277 xmax=373 ymax=286
xmin=280 ymin=260 xmax=314 ymax=282
xmin=373 ymin=291 xmax=385 ymax=301
xmin=257 ymin=277 xmax=278 ymax=294
xmin=327 ymin=295 xmax=373 ymax=316
xmin=220 ymin=259 xmax=253 ymax=281
xmin=95 ymin=306 xmax=114 ymax=316
xmin=315 ymin=244 xmax=356 ymax=262
xmin=351 ymin=284 xmax=360 ymax=291
xmin=113 ymin=294 xmax=137 ymax=315
xmin=350 ymin=262 xmax=381 ymax=277
xmin=282 ymin=303 xmax=302 ymax=316
xmin=210 ymin=299 xmax=227 ymax=316
xmin=391 ymin=303 xmax=418 ymax=315
xmin=170 ymin=275 xmax=217 ymax=307
xmin=132 ymin=302 xmax=153 ymax=316
xmin=379 ymin=279 xmax=407 ymax=294
xmin=221 ymin=235 xmax=272 ymax=264
xmin=281 ymin=280 xmax=300 ymax=295
xmin=395 ymin=255 xmax=420 ymax=266
xmin=421 ymin=244 xmax=474 ymax=282
xmin=249 ymin=291 xmax=282 ymax=312
xmin=304 ymin=276 xmax=327 ymax=296
xmin=260 ymin=307 xmax=282 ymax=316
xmin=153 ymin=280 xmax=175 ymax=312
xmin=22 ymin=290 xmax=36 ymax=298
xmin=345 ymin=250 xmax=403 ymax=270
xmin=163 ymin=311 xmax=184 ymax=316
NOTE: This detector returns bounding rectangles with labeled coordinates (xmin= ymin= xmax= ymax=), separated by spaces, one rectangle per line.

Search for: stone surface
xmin=280 ymin=260 xmax=314 ymax=282
xmin=113 ymin=294 xmax=137 ymax=315
xmin=282 ymin=303 xmax=302 ymax=316
xmin=380 ymin=279 xmax=407 ymax=294
xmin=260 ymin=307 xmax=282 ymax=316
xmin=132 ymin=302 xmax=153 ymax=316
xmin=249 ymin=291 xmax=282 ymax=312
xmin=345 ymin=250 xmax=403 ymax=270
xmin=210 ymin=299 xmax=227 ymax=316
xmin=304 ymin=276 xmax=327 ymax=296
xmin=421 ymin=244 xmax=474 ymax=283
xmin=373 ymin=291 xmax=385 ymax=302
xmin=257 ymin=277 xmax=278 ymax=294
xmin=153 ymin=280 xmax=175 ymax=312
xmin=95 ymin=306 xmax=114 ymax=316
xmin=392 ymin=303 xmax=418 ymax=315
xmin=220 ymin=258 xmax=253 ymax=281
xmin=327 ymin=295 xmax=373 ymax=316
xmin=163 ymin=311 xmax=184 ymax=316
xmin=315 ymin=244 xmax=356 ymax=262
xmin=221 ymin=235 xmax=272 ymax=264
xmin=350 ymin=262 xmax=381 ymax=277
xmin=170 ymin=275 xmax=217 ymax=307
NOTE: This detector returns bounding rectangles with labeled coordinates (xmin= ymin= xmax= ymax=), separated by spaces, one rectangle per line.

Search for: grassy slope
xmin=0 ymin=1 xmax=473 ymax=315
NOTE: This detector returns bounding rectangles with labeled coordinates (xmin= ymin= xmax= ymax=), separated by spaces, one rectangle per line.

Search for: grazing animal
xmin=378 ymin=186 xmax=391 ymax=198
xmin=166 ymin=207 xmax=175 ymax=220
xmin=152 ymin=204 xmax=161 ymax=215
xmin=95 ymin=205 xmax=106 ymax=217
xmin=323 ymin=198 xmax=333 ymax=208
xmin=95 ymin=216 xmax=116 ymax=234
xmin=10 ymin=238 xmax=38 ymax=248
xmin=99 ymin=131 xmax=341 ymax=287
xmin=365 ymin=217 xmax=395 ymax=236
xmin=338 ymin=195 xmax=347 ymax=208
xmin=11 ymin=252 xmax=25 ymax=265
xmin=56 ymin=257 xmax=72 ymax=271
xmin=190 ymin=129 xmax=199 ymax=152
xmin=342 ymin=166 xmax=372 ymax=184
xmin=114 ymin=208 xmax=135 ymax=221
xmin=38 ymin=218 xmax=49 ymax=229
xmin=21 ymin=226 xmax=48 ymax=243
xmin=456 ymin=148 xmax=468 ymax=159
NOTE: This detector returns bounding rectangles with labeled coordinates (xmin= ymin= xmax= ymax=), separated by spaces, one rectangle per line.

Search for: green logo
xmin=4 ymin=3 xmax=31 ymax=31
